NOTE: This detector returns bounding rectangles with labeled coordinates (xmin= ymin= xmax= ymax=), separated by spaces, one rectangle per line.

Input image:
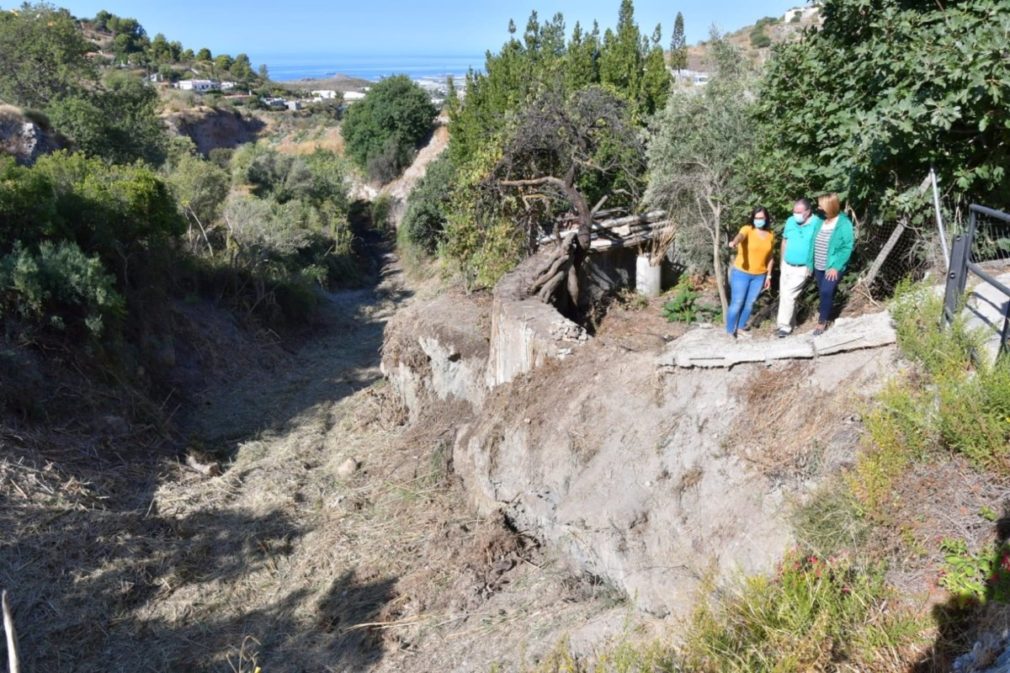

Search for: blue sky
xmin=56 ymin=0 xmax=806 ymax=57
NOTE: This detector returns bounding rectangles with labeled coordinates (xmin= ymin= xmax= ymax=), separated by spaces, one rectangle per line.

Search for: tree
xmin=670 ymin=12 xmax=687 ymax=72
xmin=753 ymin=0 xmax=1010 ymax=231
xmin=214 ymin=54 xmax=234 ymax=76
xmin=494 ymin=86 xmax=645 ymax=307
xmin=166 ymin=152 xmax=230 ymax=254
xmin=645 ymin=36 xmax=756 ymax=315
xmin=341 ymin=75 xmax=437 ymax=181
xmin=148 ymin=33 xmax=173 ymax=64
xmin=108 ymin=16 xmax=147 ymax=58
xmin=48 ymin=72 xmax=168 ymax=166
xmin=565 ymin=21 xmax=599 ymax=91
xmin=231 ymin=53 xmax=254 ymax=81
xmin=640 ymin=24 xmax=670 ymax=116
xmin=93 ymin=10 xmax=112 ymax=30
xmin=196 ymin=48 xmax=212 ymax=62
xmin=258 ymin=63 xmax=269 ymax=80
xmin=0 ymin=3 xmax=95 ymax=108
xmin=599 ymin=0 xmax=643 ymax=99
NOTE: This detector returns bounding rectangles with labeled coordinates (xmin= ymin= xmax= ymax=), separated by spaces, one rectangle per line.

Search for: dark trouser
xmin=813 ymin=268 xmax=841 ymax=324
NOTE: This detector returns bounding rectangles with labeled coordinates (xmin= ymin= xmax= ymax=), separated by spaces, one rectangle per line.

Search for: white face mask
xmin=794 ymin=212 xmax=807 ymax=224
xmin=753 ymin=219 xmax=767 ymax=229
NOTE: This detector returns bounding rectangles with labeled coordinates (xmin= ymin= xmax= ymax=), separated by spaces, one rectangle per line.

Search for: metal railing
xmin=942 ymin=204 xmax=1010 ymax=357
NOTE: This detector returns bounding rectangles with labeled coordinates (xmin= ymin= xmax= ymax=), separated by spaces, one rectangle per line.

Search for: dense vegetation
xmin=402 ymin=0 xmax=670 ymax=290
xmin=403 ymin=0 xmax=1010 ymax=306
xmin=0 ymin=3 xmax=362 ymax=389
xmin=341 ymin=75 xmax=437 ymax=181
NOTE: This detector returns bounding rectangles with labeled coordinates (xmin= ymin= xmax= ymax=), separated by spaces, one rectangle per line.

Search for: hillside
xmin=685 ymin=5 xmax=822 ymax=70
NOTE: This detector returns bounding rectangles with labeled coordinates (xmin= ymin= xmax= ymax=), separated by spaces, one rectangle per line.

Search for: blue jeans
xmin=726 ymin=267 xmax=765 ymax=334
xmin=813 ymin=268 xmax=842 ymax=323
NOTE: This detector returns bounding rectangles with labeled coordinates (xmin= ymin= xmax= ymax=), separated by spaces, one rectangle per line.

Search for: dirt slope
xmin=1 ymin=250 xmax=630 ymax=673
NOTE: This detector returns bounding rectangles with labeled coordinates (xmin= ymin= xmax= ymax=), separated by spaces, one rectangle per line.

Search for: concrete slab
xmin=661 ymin=311 xmax=896 ymax=369
xmin=812 ymin=311 xmax=896 ymax=356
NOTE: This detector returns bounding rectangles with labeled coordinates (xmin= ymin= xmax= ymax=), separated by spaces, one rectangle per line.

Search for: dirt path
xmin=1 ymin=249 xmax=626 ymax=673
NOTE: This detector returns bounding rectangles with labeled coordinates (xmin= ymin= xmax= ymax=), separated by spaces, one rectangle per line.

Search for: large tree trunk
xmin=501 ymin=172 xmax=591 ymax=309
xmin=712 ymin=226 xmax=728 ymax=319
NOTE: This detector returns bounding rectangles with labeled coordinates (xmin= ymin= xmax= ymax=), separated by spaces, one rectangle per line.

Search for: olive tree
xmin=645 ymin=37 xmax=756 ymax=315
xmin=494 ymin=85 xmax=644 ymax=307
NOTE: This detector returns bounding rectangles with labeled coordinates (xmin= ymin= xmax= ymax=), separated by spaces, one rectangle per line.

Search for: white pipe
xmin=931 ymin=167 xmax=950 ymax=270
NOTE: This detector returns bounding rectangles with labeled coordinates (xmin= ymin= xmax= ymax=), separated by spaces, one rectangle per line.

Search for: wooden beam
xmin=861 ymin=219 xmax=907 ymax=290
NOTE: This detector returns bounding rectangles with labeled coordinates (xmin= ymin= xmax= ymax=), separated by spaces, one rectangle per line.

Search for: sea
xmin=258 ymin=53 xmax=486 ymax=83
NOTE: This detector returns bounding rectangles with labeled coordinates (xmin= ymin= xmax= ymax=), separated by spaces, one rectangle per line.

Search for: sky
xmin=56 ymin=0 xmax=806 ymax=57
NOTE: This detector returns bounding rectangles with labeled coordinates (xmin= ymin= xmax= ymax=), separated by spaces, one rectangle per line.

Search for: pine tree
xmin=599 ymin=0 xmax=643 ymax=99
xmin=445 ymin=75 xmax=460 ymax=118
xmin=670 ymin=12 xmax=687 ymax=73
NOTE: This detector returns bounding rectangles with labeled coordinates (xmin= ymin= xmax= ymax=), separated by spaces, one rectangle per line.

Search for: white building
xmin=220 ymin=81 xmax=237 ymax=91
xmin=311 ymin=89 xmax=339 ymax=100
xmin=783 ymin=5 xmax=821 ymax=22
xmin=344 ymin=91 xmax=367 ymax=103
xmin=177 ymin=79 xmax=218 ymax=93
xmin=671 ymin=69 xmax=710 ymax=86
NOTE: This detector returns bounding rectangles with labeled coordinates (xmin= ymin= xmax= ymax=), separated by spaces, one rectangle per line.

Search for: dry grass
xmin=0 ymin=254 xmax=616 ymax=673
xmin=728 ymin=361 xmax=843 ymax=478
xmin=275 ymin=126 xmax=345 ymax=156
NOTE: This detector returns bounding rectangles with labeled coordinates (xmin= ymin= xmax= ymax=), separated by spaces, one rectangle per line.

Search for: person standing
xmin=776 ymin=198 xmax=822 ymax=337
xmin=725 ymin=206 xmax=776 ymax=339
xmin=807 ymin=193 xmax=855 ymax=336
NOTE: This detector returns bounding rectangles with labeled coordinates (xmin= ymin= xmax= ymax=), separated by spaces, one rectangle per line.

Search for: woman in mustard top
xmin=725 ymin=206 xmax=775 ymax=338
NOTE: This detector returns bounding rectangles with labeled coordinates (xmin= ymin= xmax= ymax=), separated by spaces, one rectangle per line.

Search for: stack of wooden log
xmin=538 ymin=211 xmax=672 ymax=253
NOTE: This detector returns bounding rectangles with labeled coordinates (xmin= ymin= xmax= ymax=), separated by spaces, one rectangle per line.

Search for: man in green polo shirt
xmin=776 ymin=198 xmax=822 ymax=337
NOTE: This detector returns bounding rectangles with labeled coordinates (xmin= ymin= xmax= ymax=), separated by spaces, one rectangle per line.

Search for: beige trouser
xmin=777 ymin=261 xmax=810 ymax=332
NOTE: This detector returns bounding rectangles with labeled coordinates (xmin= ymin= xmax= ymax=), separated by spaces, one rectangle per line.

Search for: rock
xmin=163 ymin=107 xmax=264 ymax=156
xmin=0 ymin=109 xmax=61 ymax=165
xmin=953 ymin=631 xmax=1010 ymax=672
xmin=336 ymin=457 xmax=361 ymax=479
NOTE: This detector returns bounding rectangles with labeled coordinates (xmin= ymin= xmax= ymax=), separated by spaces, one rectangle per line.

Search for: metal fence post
xmin=943 ymin=234 xmax=970 ymax=324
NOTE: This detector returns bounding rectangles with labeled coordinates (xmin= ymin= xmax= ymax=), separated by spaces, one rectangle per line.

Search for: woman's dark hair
xmin=751 ymin=206 xmax=771 ymax=224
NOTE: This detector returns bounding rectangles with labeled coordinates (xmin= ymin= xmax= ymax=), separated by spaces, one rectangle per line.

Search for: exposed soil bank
xmin=383 ymin=250 xmax=901 ymax=617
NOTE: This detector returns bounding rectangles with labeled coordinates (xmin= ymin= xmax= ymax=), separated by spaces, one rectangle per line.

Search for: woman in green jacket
xmin=806 ymin=193 xmax=854 ymax=336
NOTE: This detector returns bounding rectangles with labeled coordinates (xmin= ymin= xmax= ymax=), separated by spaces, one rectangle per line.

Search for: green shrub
xmin=854 ymin=283 xmax=1010 ymax=521
xmin=682 ymin=553 xmax=923 ymax=672
xmin=46 ymin=73 xmax=168 ymax=166
xmin=370 ymin=193 xmax=393 ymax=231
xmin=401 ymin=154 xmax=456 ymax=255
xmin=0 ymin=240 xmax=124 ymax=337
xmin=749 ymin=29 xmax=772 ymax=49
xmin=939 ymin=537 xmax=1010 ymax=608
xmin=341 ymin=75 xmax=437 ymax=180
xmin=662 ymin=276 xmax=718 ymax=323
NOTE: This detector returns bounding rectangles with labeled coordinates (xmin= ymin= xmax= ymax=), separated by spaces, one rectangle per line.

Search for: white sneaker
xmin=736 ymin=330 xmax=753 ymax=340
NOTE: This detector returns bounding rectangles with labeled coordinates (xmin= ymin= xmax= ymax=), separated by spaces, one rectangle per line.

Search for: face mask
xmin=753 ymin=219 xmax=767 ymax=229
xmin=794 ymin=213 xmax=806 ymax=224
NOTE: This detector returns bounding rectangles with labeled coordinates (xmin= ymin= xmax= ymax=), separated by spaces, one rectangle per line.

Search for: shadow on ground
xmin=912 ymin=508 xmax=1010 ymax=672
xmin=0 ymin=231 xmax=409 ymax=671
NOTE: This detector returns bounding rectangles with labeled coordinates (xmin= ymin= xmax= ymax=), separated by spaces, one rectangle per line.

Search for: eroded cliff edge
xmin=381 ymin=253 xmax=898 ymax=617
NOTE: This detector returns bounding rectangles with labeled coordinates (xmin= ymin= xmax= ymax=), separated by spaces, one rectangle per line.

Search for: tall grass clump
xmin=680 ymin=554 xmax=923 ymax=672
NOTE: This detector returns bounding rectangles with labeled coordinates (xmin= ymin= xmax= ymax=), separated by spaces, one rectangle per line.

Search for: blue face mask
xmin=753 ymin=219 xmax=767 ymax=229
xmin=794 ymin=213 xmax=806 ymax=224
